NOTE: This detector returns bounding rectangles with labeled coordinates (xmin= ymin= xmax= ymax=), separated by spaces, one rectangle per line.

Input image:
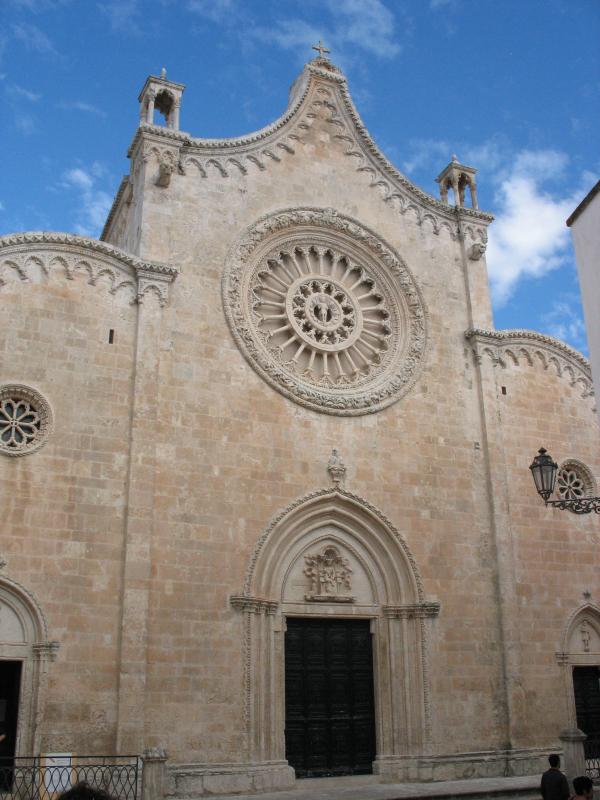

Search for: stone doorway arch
xmin=557 ymin=603 xmax=600 ymax=729
xmin=0 ymin=574 xmax=58 ymax=756
xmin=230 ymin=488 xmax=440 ymax=784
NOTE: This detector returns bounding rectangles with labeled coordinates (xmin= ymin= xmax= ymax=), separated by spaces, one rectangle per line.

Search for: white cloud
xmin=402 ymin=138 xmax=450 ymax=174
xmin=11 ymin=22 xmax=58 ymax=56
xmin=249 ymin=0 xmax=401 ymax=63
xmin=15 ymin=113 xmax=35 ymax=134
xmin=59 ymin=100 xmax=107 ymax=117
xmin=187 ymin=0 xmax=235 ymax=22
xmin=10 ymin=84 xmax=41 ymax=101
xmin=99 ymin=0 xmax=141 ymax=34
xmin=61 ymin=166 xmax=112 ymax=236
xmin=541 ymin=298 xmax=588 ymax=354
xmin=486 ymin=150 xmax=581 ymax=304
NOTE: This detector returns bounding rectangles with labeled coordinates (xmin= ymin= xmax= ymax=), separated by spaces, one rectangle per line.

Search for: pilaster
xmin=116 ymin=266 xmax=176 ymax=754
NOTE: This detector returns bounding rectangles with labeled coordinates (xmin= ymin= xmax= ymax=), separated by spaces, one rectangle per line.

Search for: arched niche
xmin=0 ymin=575 xmax=58 ymax=755
xmin=231 ymin=489 xmax=440 ymax=783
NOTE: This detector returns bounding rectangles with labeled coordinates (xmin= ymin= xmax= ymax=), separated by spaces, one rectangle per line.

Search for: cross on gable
xmin=312 ymin=40 xmax=330 ymax=59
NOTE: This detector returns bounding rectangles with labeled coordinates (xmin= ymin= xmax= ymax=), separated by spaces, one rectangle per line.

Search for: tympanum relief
xmin=304 ymin=546 xmax=354 ymax=603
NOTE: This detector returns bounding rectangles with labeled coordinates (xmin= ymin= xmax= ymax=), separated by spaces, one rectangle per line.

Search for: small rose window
xmin=0 ymin=385 xmax=53 ymax=456
xmin=556 ymin=460 xmax=596 ymax=510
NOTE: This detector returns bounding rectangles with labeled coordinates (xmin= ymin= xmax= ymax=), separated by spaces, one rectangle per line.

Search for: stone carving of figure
xmin=581 ymin=620 xmax=591 ymax=653
xmin=304 ymin=546 xmax=353 ymax=602
xmin=327 ymin=448 xmax=347 ymax=487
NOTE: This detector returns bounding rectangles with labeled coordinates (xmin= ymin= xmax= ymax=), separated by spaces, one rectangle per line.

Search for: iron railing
xmin=0 ymin=756 xmax=140 ymax=800
xmin=585 ymin=737 xmax=600 ymax=782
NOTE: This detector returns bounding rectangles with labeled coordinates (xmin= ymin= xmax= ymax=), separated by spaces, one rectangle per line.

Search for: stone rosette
xmin=0 ymin=384 xmax=53 ymax=457
xmin=222 ymin=207 xmax=427 ymax=415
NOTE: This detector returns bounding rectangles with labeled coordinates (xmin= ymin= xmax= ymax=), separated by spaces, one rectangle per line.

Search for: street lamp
xmin=529 ymin=448 xmax=600 ymax=514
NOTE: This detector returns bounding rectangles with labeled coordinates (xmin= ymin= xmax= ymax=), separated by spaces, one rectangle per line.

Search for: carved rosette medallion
xmin=223 ymin=208 xmax=427 ymax=415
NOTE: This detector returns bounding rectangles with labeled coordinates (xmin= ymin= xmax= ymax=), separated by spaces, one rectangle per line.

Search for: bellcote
xmin=138 ymin=68 xmax=185 ymax=131
xmin=436 ymin=155 xmax=479 ymax=210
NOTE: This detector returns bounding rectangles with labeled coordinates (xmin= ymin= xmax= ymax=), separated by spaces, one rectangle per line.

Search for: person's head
xmin=548 ymin=754 xmax=560 ymax=768
xmin=57 ymin=783 xmax=116 ymax=800
xmin=573 ymin=775 xmax=594 ymax=798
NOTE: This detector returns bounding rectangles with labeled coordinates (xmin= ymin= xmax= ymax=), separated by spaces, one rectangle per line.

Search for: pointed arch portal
xmin=231 ymin=489 xmax=440 ymax=781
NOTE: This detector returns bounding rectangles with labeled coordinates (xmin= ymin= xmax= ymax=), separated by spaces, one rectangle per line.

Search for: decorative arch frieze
xmin=0 ymin=232 xmax=177 ymax=307
xmin=230 ymin=488 xmax=439 ymax=780
xmin=118 ymin=58 xmax=493 ymax=245
xmin=465 ymin=328 xmax=594 ymax=399
xmin=0 ymin=569 xmax=59 ymax=755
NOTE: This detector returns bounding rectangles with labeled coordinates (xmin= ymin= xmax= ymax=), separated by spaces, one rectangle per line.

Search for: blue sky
xmin=1 ymin=0 xmax=599 ymax=353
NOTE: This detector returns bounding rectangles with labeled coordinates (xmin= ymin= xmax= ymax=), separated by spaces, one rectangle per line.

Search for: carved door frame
xmin=556 ymin=603 xmax=600 ymax=730
xmin=0 ymin=576 xmax=58 ymax=756
xmin=231 ymin=489 xmax=440 ymax=779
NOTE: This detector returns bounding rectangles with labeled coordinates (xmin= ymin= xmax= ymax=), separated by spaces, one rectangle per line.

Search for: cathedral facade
xmin=1 ymin=53 xmax=600 ymax=796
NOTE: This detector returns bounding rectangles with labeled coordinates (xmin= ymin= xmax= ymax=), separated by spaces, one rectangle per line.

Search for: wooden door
xmin=0 ymin=660 xmax=22 ymax=790
xmin=574 ymin=666 xmax=600 ymax=758
xmin=284 ymin=618 xmax=376 ymax=777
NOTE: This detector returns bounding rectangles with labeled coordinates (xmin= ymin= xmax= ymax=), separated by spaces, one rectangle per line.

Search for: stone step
xmin=173 ymin=774 xmax=543 ymax=800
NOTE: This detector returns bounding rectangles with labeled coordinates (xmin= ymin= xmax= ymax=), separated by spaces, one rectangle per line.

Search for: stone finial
xmin=435 ymin=155 xmax=479 ymax=210
xmin=138 ymin=72 xmax=185 ymax=131
xmin=0 ymin=558 xmax=6 ymax=570
xmin=583 ymin=589 xmax=592 ymax=600
xmin=327 ymin=448 xmax=347 ymax=487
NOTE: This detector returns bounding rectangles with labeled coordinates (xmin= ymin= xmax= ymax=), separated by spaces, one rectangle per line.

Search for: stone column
xmin=145 ymin=91 xmax=156 ymax=125
xmin=559 ymin=729 xmax=587 ymax=787
xmin=142 ymin=748 xmax=168 ymax=800
xmin=172 ymin=100 xmax=181 ymax=131
xmin=470 ymin=181 xmax=479 ymax=209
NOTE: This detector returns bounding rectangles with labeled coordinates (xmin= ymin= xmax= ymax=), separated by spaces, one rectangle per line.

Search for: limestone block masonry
xmin=1 ymin=53 xmax=599 ymax=796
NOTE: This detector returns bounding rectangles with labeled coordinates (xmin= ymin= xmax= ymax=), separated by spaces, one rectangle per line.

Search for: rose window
xmin=556 ymin=460 xmax=595 ymax=510
xmin=0 ymin=385 xmax=53 ymax=456
xmin=253 ymin=250 xmax=392 ymax=384
xmin=223 ymin=208 xmax=427 ymax=415
xmin=557 ymin=468 xmax=585 ymax=501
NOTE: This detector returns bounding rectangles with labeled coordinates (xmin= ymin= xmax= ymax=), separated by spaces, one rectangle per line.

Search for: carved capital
xmin=143 ymin=747 xmax=168 ymax=762
xmin=555 ymin=651 xmax=571 ymax=665
xmin=383 ymin=602 xmax=441 ymax=619
xmin=230 ymin=595 xmax=278 ymax=615
xmin=33 ymin=640 xmax=60 ymax=662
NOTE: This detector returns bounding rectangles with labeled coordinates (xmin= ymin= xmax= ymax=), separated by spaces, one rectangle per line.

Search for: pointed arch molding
xmin=0 ymin=573 xmax=59 ymax=755
xmin=557 ymin=603 xmax=600 ymax=663
xmin=230 ymin=489 xmax=440 ymax=778
xmin=117 ymin=59 xmax=492 ymax=245
xmin=0 ymin=232 xmax=177 ymax=307
xmin=466 ymin=328 xmax=594 ymax=399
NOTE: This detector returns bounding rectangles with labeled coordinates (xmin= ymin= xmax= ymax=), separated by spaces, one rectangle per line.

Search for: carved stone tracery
xmin=223 ymin=208 xmax=428 ymax=415
xmin=0 ymin=384 xmax=53 ymax=457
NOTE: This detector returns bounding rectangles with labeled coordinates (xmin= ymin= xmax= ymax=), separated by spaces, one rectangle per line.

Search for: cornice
xmin=0 ymin=231 xmax=177 ymax=307
xmin=117 ymin=60 xmax=492 ymax=243
xmin=0 ymin=231 xmax=176 ymax=276
xmin=465 ymin=328 xmax=593 ymax=398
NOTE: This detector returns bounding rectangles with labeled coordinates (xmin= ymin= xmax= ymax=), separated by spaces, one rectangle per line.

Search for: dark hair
xmin=573 ymin=775 xmax=593 ymax=796
xmin=548 ymin=754 xmax=560 ymax=768
xmin=57 ymin=783 xmax=117 ymax=800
